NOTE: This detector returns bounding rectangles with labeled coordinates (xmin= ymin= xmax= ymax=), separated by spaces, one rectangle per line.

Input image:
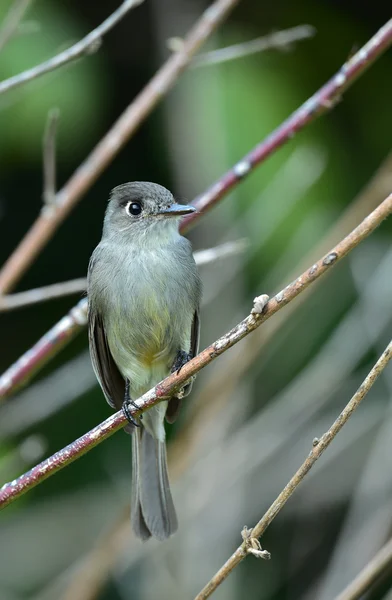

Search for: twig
xmin=0 ymin=0 xmax=32 ymax=53
xmin=0 ymin=278 xmax=86 ymax=312
xmin=191 ymin=24 xmax=316 ymax=67
xmin=195 ymin=340 xmax=392 ymax=600
xmin=0 ymin=299 xmax=87 ymax=398
xmin=193 ymin=152 xmax=392 ymax=427
xmin=0 ymin=0 xmax=145 ymax=95
xmin=42 ymin=108 xmax=60 ymax=207
xmin=334 ymin=537 xmax=392 ymax=600
xmin=0 ymin=0 xmax=241 ymax=294
xmin=0 ymin=240 xmax=247 ymax=312
xmin=0 ymin=192 xmax=391 ymax=508
xmin=180 ymin=18 xmax=392 ymax=232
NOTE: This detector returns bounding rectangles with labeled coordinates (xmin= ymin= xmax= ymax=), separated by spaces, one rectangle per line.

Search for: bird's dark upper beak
xmin=157 ymin=203 xmax=196 ymax=217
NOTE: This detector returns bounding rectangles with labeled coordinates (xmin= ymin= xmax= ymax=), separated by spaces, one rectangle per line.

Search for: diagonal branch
xmin=0 ymin=0 xmax=145 ymax=95
xmin=191 ymin=24 xmax=316 ymax=67
xmin=195 ymin=339 xmax=392 ymax=600
xmin=42 ymin=108 xmax=60 ymax=207
xmin=1 ymin=192 xmax=391 ymax=509
xmin=334 ymin=536 xmax=392 ymax=600
xmin=0 ymin=0 xmax=33 ymax=53
xmin=1 ymin=19 xmax=392 ymax=397
xmin=180 ymin=18 xmax=392 ymax=232
xmin=0 ymin=0 xmax=241 ymax=294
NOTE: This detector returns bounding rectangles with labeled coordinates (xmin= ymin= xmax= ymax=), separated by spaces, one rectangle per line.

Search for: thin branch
xmin=0 ymin=0 xmax=32 ymax=53
xmin=0 ymin=0 xmax=241 ymax=294
xmin=42 ymin=108 xmax=60 ymax=207
xmin=194 ymin=152 xmax=392 ymax=427
xmin=0 ymin=192 xmax=391 ymax=507
xmin=0 ymin=240 xmax=247 ymax=312
xmin=0 ymin=22 xmax=391 ymax=395
xmin=195 ymin=340 xmax=392 ymax=600
xmin=334 ymin=537 xmax=392 ymax=600
xmin=0 ymin=299 xmax=88 ymax=399
xmin=0 ymin=0 xmax=145 ymax=95
xmin=191 ymin=24 xmax=316 ymax=67
xmin=181 ymin=18 xmax=392 ymax=232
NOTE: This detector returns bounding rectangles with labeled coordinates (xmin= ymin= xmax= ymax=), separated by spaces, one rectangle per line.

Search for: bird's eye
xmin=125 ymin=201 xmax=142 ymax=217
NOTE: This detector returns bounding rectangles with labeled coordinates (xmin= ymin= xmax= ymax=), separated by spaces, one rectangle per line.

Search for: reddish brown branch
xmin=1 ymin=192 xmax=391 ymax=509
xmin=181 ymin=18 xmax=392 ymax=232
xmin=0 ymin=0 xmax=240 ymax=294
xmin=0 ymin=300 xmax=87 ymax=398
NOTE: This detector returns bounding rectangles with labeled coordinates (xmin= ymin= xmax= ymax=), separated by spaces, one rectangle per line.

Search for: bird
xmin=87 ymin=181 xmax=201 ymax=541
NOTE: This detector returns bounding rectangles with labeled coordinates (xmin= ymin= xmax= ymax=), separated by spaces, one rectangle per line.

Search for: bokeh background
xmin=0 ymin=1 xmax=392 ymax=599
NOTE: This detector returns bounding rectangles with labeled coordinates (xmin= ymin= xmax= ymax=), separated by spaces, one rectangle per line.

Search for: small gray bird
xmin=87 ymin=182 xmax=201 ymax=541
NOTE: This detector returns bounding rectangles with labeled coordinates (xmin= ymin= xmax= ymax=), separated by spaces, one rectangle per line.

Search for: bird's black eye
xmin=125 ymin=201 xmax=142 ymax=217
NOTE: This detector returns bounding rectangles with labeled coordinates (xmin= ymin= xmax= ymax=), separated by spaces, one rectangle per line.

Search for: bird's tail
xmin=131 ymin=427 xmax=178 ymax=541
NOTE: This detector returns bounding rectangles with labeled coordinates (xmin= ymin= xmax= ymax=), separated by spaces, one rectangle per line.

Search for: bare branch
xmin=42 ymin=108 xmax=60 ymax=207
xmin=191 ymin=25 xmax=316 ymax=67
xmin=180 ymin=18 xmax=392 ymax=233
xmin=195 ymin=340 xmax=392 ymax=600
xmin=0 ymin=0 xmax=145 ymax=95
xmin=0 ymin=299 xmax=88 ymax=399
xmin=0 ymin=240 xmax=247 ymax=313
xmin=0 ymin=0 xmax=32 ymax=53
xmin=334 ymin=537 xmax=392 ymax=600
xmin=0 ymin=0 xmax=241 ymax=294
xmin=0 ymin=192 xmax=391 ymax=507
xmin=194 ymin=152 xmax=392 ymax=427
xmin=0 ymin=278 xmax=86 ymax=312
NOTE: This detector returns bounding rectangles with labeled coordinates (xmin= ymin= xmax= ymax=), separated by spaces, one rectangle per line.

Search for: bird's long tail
xmin=131 ymin=427 xmax=178 ymax=541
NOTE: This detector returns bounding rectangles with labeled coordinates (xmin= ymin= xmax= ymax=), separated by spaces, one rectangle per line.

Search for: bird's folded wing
xmin=88 ymin=311 xmax=125 ymax=410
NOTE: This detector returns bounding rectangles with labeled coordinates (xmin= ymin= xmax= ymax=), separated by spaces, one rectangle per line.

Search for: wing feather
xmin=88 ymin=311 xmax=125 ymax=411
xmin=165 ymin=309 xmax=200 ymax=424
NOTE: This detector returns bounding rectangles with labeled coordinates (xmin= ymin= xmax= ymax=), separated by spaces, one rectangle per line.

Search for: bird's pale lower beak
xmin=157 ymin=203 xmax=196 ymax=216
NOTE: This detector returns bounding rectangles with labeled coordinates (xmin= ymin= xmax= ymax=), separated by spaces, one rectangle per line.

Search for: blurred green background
xmin=0 ymin=1 xmax=391 ymax=599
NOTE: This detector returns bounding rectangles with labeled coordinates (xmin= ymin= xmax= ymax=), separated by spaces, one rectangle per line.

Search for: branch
xmin=194 ymin=152 xmax=392 ymax=425
xmin=0 ymin=0 xmax=240 ymax=294
xmin=0 ymin=0 xmax=145 ymax=95
xmin=0 ymin=299 xmax=88 ymax=399
xmin=0 ymin=0 xmax=32 ymax=53
xmin=1 ymin=19 xmax=392 ymax=395
xmin=190 ymin=24 xmax=316 ymax=67
xmin=42 ymin=108 xmax=60 ymax=207
xmin=0 ymin=240 xmax=247 ymax=312
xmin=180 ymin=18 xmax=392 ymax=233
xmin=334 ymin=537 xmax=392 ymax=600
xmin=1 ymin=192 xmax=391 ymax=508
xmin=195 ymin=340 xmax=392 ymax=600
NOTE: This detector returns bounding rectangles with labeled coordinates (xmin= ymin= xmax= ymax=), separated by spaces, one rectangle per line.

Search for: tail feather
xmin=131 ymin=429 xmax=151 ymax=540
xmin=131 ymin=428 xmax=177 ymax=541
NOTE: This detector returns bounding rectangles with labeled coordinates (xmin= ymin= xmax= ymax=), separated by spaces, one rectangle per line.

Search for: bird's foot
xmin=122 ymin=400 xmax=141 ymax=427
xmin=122 ymin=379 xmax=142 ymax=426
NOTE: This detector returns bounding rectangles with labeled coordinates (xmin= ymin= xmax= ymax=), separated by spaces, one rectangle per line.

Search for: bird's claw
xmin=122 ymin=400 xmax=142 ymax=427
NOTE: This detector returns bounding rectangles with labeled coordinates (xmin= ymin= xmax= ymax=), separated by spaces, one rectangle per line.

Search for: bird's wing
xmin=165 ymin=309 xmax=200 ymax=424
xmin=88 ymin=310 xmax=125 ymax=411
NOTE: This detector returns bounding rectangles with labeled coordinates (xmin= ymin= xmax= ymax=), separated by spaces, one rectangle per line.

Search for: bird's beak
xmin=157 ymin=203 xmax=196 ymax=217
